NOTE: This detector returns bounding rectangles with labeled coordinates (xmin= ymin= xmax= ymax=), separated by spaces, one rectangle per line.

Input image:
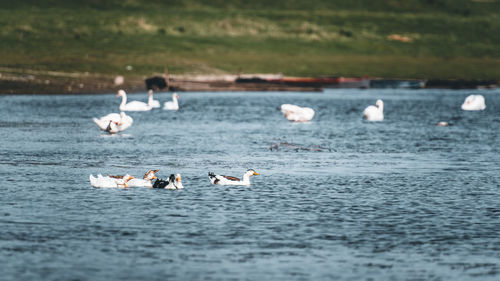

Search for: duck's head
xmin=174 ymin=174 xmax=183 ymax=189
xmin=122 ymin=174 xmax=134 ymax=187
xmin=376 ymin=99 xmax=383 ymax=107
xmin=173 ymin=93 xmax=179 ymax=99
xmin=246 ymin=169 xmax=260 ymax=176
xmin=144 ymin=169 xmax=159 ymax=180
xmin=116 ymin=89 xmax=126 ymax=97
xmin=168 ymin=174 xmax=176 ymax=182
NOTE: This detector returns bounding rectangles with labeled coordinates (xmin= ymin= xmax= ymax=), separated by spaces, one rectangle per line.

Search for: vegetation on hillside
xmin=0 ymin=0 xmax=499 ymax=79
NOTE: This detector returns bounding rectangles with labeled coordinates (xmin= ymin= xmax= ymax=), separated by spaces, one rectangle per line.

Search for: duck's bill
xmin=253 ymin=172 xmax=260 ymax=175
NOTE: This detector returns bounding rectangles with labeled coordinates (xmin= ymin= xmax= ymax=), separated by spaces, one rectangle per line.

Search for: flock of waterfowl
xmin=90 ymin=90 xmax=487 ymax=189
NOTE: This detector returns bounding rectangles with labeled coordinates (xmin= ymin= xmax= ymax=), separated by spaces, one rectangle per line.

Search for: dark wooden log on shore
xmin=145 ymin=76 xmax=167 ymax=90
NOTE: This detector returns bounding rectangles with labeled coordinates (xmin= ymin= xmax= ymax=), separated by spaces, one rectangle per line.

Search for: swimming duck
xmin=152 ymin=174 xmax=183 ymax=190
xmin=90 ymin=173 xmax=134 ymax=188
xmin=125 ymin=169 xmax=159 ymax=187
xmin=208 ymin=169 xmax=259 ymax=186
xmin=163 ymin=93 xmax=179 ymax=110
xmin=173 ymin=174 xmax=183 ymax=189
xmin=436 ymin=121 xmax=452 ymax=127
xmin=117 ymin=89 xmax=152 ymax=111
xmin=363 ymin=99 xmax=384 ymax=121
xmin=148 ymin=90 xmax=161 ymax=108
xmin=461 ymin=95 xmax=486 ymax=111
xmin=280 ymin=104 xmax=315 ymax=122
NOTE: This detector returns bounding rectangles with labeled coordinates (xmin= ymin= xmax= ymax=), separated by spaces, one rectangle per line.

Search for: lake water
xmin=0 ymin=89 xmax=499 ymax=280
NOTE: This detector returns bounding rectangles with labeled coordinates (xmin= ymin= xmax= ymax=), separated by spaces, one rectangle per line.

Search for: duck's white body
xmin=280 ymin=104 xmax=315 ymax=122
xmin=117 ymin=90 xmax=152 ymax=111
xmin=363 ymin=99 xmax=384 ymax=121
xmin=127 ymin=169 xmax=159 ymax=187
xmin=461 ymin=95 xmax=486 ymax=111
xmin=148 ymin=90 xmax=161 ymax=108
xmin=90 ymin=174 xmax=133 ymax=188
xmin=93 ymin=112 xmax=133 ymax=132
xmin=163 ymin=93 xmax=179 ymax=110
xmin=208 ymin=169 xmax=259 ymax=186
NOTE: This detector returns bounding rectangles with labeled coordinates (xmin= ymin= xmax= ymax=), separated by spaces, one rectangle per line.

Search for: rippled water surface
xmin=1 ymin=89 xmax=499 ymax=280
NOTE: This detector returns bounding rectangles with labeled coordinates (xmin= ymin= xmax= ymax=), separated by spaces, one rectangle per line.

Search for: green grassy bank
xmin=1 ymin=0 xmax=500 ymax=79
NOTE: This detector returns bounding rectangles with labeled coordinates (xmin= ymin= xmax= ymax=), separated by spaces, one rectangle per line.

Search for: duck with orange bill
xmin=120 ymin=169 xmax=159 ymax=187
xmin=153 ymin=174 xmax=183 ymax=190
xmin=208 ymin=169 xmax=259 ymax=186
xmin=89 ymin=173 xmax=134 ymax=188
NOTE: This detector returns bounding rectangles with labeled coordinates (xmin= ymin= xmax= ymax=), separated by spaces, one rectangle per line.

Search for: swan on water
xmin=461 ymin=95 xmax=486 ymax=111
xmin=163 ymin=93 xmax=179 ymax=110
xmin=363 ymin=99 xmax=384 ymax=121
xmin=117 ymin=89 xmax=152 ymax=111
xmin=280 ymin=104 xmax=315 ymax=122
xmin=93 ymin=112 xmax=133 ymax=132
xmin=148 ymin=90 xmax=161 ymax=108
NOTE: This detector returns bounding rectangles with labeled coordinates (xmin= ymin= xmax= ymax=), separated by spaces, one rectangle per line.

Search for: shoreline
xmin=0 ymin=69 xmax=497 ymax=95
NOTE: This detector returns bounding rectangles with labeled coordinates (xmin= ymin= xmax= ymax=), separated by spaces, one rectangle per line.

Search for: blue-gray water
xmin=0 ymin=89 xmax=499 ymax=280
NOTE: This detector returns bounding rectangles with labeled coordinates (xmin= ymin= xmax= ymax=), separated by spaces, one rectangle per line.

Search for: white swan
xmin=90 ymin=174 xmax=134 ymax=188
xmin=280 ymin=104 xmax=315 ymax=122
xmin=93 ymin=112 xmax=133 ymax=132
xmin=148 ymin=90 xmax=161 ymax=108
xmin=461 ymin=95 xmax=486 ymax=111
xmin=126 ymin=169 xmax=159 ymax=187
xmin=208 ymin=169 xmax=259 ymax=186
xmin=117 ymin=89 xmax=152 ymax=111
xmin=163 ymin=93 xmax=179 ymax=110
xmin=363 ymin=99 xmax=384 ymax=121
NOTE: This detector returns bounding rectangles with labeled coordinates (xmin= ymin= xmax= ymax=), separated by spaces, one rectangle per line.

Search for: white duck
xmin=208 ymin=169 xmax=259 ymax=186
xmin=148 ymin=90 xmax=161 ymax=108
xmin=90 ymin=174 xmax=134 ymax=188
xmin=461 ymin=95 xmax=486 ymax=111
xmin=280 ymin=104 xmax=315 ymax=122
xmin=117 ymin=89 xmax=152 ymax=111
xmin=363 ymin=99 xmax=384 ymax=121
xmin=126 ymin=169 xmax=159 ymax=187
xmin=173 ymin=174 xmax=183 ymax=189
xmin=163 ymin=93 xmax=179 ymax=110
xmin=93 ymin=112 xmax=133 ymax=132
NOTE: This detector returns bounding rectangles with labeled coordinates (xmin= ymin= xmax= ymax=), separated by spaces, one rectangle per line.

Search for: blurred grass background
xmin=0 ymin=0 xmax=499 ymax=79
